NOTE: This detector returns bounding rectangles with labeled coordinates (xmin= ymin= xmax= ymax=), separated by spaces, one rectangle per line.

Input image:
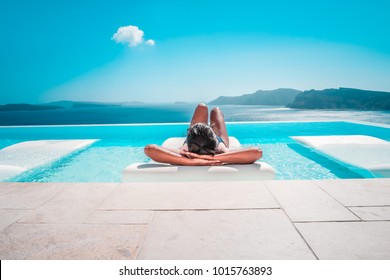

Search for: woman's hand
xmin=179 ymin=151 xmax=214 ymax=160
xmin=179 ymin=151 xmax=222 ymax=165
xmin=189 ymin=158 xmax=223 ymax=166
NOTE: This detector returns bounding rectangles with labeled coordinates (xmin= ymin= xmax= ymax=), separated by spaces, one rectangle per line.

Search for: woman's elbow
xmin=251 ymin=147 xmax=262 ymax=161
xmin=144 ymin=144 xmax=158 ymax=157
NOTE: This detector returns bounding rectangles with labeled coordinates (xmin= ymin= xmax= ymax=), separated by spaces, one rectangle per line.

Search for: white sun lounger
xmin=122 ymin=137 xmax=275 ymax=182
xmin=292 ymin=135 xmax=390 ymax=178
xmin=0 ymin=139 xmax=98 ymax=181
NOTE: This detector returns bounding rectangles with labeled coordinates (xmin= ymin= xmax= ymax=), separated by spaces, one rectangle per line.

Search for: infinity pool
xmin=1 ymin=121 xmax=389 ymax=182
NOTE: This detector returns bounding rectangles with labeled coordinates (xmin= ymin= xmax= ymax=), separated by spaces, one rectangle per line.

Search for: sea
xmin=0 ymin=104 xmax=389 ymax=126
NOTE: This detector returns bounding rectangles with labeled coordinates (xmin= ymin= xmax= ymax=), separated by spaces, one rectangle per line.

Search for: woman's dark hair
xmin=186 ymin=123 xmax=218 ymax=155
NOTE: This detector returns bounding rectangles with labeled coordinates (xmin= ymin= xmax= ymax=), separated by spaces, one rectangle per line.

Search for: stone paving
xmin=0 ymin=178 xmax=389 ymax=260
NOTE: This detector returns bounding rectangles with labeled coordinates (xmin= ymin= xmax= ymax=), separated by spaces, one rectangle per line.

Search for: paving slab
xmin=295 ymin=221 xmax=390 ymax=259
xmin=0 ymin=183 xmax=65 ymax=209
xmin=0 ymin=210 xmax=34 ymax=231
xmin=100 ymin=181 xmax=279 ymax=210
xmin=138 ymin=209 xmax=316 ymax=260
xmin=315 ymin=179 xmax=390 ymax=206
xmin=349 ymin=206 xmax=390 ymax=221
xmin=19 ymin=183 xmax=117 ymax=224
xmin=44 ymin=183 xmax=118 ymax=205
xmin=2 ymin=179 xmax=389 ymax=260
xmin=265 ymin=180 xmax=359 ymax=222
xmin=0 ymin=223 xmax=147 ymax=260
xmin=0 ymin=182 xmax=15 ymax=190
xmin=84 ymin=210 xmax=154 ymax=224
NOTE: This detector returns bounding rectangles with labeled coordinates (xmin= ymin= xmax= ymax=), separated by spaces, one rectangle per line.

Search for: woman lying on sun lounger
xmin=144 ymin=103 xmax=262 ymax=166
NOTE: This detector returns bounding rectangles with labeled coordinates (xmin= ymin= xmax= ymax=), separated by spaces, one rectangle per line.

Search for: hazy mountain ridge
xmin=47 ymin=100 xmax=139 ymax=108
xmin=287 ymin=88 xmax=390 ymax=110
xmin=209 ymin=88 xmax=302 ymax=105
xmin=2 ymin=88 xmax=390 ymax=112
xmin=0 ymin=103 xmax=64 ymax=112
xmin=0 ymin=101 xmax=146 ymax=112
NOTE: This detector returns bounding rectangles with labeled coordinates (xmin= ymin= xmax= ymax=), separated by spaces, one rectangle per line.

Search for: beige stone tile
xmin=0 ymin=223 xmax=147 ymax=259
xmin=349 ymin=207 xmax=390 ymax=221
xmin=44 ymin=183 xmax=117 ymax=205
xmin=19 ymin=204 xmax=95 ymax=224
xmin=0 ymin=183 xmax=65 ymax=209
xmin=138 ymin=209 xmax=315 ymax=260
xmin=295 ymin=221 xmax=390 ymax=259
xmin=19 ymin=183 xmax=117 ymax=223
xmin=100 ymin=181 xmax=278 ymax=210
xmin=0 ymin=210 xmax=34 ymax=231
xmin=0 ymin=182 xmax=15 ymax=192
xmin=315 ymin=179 xmax=390 ymax=206
xmin=84 ymin=210 xmax=154 ymax=224
xmin=265 ymin=180 xmax=359 ymax=222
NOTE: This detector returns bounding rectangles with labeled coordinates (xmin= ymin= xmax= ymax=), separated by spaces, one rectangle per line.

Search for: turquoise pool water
xmin=1 ymin=121 xmax=389 ymax=181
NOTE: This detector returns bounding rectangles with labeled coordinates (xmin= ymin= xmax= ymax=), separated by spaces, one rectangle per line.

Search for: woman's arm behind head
xmin=144 ymin=144 xmax=222 ymax=166
xmin=213 ymin=147 xmax=262 ymax=164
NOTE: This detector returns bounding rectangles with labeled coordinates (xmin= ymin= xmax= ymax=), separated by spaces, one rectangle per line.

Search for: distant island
xmin=287 ymin=88 xmax=390 ymax=110
xmin=47 ymin=100 xmax=126 ymax=108
xmin=174 ymin=101 xmax=191 ymax=105
xmin=0 ymin=101 xmax=134 ymax=112
xmin=209 ymin=87 xmax=390 ymax=110
xmin=0 ymin=103 xmax=64 ymax=112
xmin=2 ymin=88 xmax=390 ymax=112
xmin=209 ymin=88 xmax=301 ymax=106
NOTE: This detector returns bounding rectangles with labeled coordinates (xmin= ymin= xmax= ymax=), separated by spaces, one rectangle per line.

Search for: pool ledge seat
xmin=122 ymin=137 xmax=276 ymax=182
xmin=0 ymin=165 xmax=27 ymax=181
xmin=292 ymin=135 xmax=390 ymax=178
xmin=0 ymin=139 xmax=98 ymax=181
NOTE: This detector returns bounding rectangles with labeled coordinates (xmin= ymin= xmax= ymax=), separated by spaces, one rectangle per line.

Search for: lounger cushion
xmin=123 ymin=162 xmax=275 ymax=182
xmin=292 ymin=135 xmax=390 ymax=178
xmin=122 ymin=137 xmax=275 ymax=182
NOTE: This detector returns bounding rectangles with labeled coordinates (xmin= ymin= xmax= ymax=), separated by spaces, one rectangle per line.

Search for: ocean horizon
xmin=0 ymin=104 xmax=389 ymax=126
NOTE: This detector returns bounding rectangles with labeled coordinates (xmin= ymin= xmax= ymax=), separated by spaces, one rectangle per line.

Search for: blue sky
xmin=1 ymin=0 xmax=390 ymax=103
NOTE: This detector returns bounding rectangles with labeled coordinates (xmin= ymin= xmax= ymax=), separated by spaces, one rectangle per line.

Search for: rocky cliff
xmin=209 ymin=88 xmax=302 ymax=105
xmin=287 ymin=88 xmax=390 ymax=110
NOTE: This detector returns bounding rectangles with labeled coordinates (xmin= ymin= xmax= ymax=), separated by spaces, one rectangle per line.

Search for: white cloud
xmin=112 ymin=25 xmax=155 ymax=47
xmin=146 ymin=39 xmax=155 ymax=46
